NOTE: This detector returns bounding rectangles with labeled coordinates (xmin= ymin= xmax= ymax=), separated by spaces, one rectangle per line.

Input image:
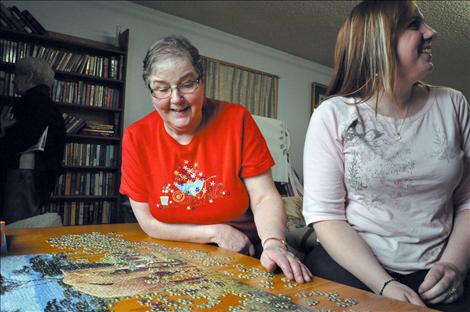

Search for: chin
xmin=428 ymin=63 xmax=435 ymax=73
xmin=416 ymin=65 xmax=434 ymax=82
xmin=170 ymin=119 xmax=194 ymax=130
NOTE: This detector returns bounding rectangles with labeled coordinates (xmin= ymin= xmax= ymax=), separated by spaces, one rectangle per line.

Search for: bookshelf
xmin=0 ymin=27 xmax=129 ymax=226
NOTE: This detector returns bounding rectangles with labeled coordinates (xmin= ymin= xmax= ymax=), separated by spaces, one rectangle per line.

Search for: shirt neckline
xmin=359 ymin=88 xmax=436 ymax=123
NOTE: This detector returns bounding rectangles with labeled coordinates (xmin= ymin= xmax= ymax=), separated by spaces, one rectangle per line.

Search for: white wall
xmin=5 ymin=0 xmax=333 ymax=178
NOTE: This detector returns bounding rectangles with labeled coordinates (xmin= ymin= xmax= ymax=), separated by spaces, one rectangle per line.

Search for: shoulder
xmin=315 ymin=95 xmax=359 ymax=116
xmin=125 ymin=111 xmax=160 ymax=137
xmin=205 ymin=98 xmax=251 ymax=125
xmin=428 ymin=85 xmax=466 ymax=101
xmin=210 ymin=99 xmax=249 ymax=116
xmin=310 ymin=95 xmax=362 ymax=131
xmin=427 ymin=85 xmax=469 ymax=115
xmin=23 ymin=85 xmax=51 ymax=103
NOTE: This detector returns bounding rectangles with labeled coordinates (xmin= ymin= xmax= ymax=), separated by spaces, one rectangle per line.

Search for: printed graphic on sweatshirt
xmin=157 ymin=160 xmax=229 ymax=210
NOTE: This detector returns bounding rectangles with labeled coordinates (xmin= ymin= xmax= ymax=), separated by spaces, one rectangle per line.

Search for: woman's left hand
xmin=260 ymin=240 xmax=313 ymax=283
xmin=418 ymin=261 xmax=464 ymax=304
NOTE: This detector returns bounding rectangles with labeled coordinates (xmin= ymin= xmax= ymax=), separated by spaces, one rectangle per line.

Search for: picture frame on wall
xmin=311 ymin=82 xmax=328 ymax=114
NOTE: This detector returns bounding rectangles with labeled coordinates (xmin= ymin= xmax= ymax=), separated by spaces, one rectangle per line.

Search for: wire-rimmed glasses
xmin=150 ymin=78 xmax=200 ymax=99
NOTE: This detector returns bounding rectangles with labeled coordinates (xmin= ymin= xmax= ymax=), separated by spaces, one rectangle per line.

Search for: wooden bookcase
xmin=0 ymin=27 xmax=129 ymax=226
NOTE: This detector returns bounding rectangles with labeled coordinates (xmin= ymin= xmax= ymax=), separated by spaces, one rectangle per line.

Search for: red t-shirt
xmin=120 ymin=100 xmax=274 ymax=242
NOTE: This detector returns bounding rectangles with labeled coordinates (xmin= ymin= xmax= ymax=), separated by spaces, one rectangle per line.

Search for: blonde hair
xmin=328 ymin=0 xmax=418 ymax=104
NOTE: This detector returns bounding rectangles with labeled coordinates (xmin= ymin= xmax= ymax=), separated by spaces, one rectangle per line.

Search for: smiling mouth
xmin=171 ymin=106 xmax=190 ymax=113
xmin=420 ymin=47 xmax=432 ymax=55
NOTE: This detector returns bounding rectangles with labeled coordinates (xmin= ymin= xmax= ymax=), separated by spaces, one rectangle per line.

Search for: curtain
xmin=202 ymin=56 xmax=279 ymax=118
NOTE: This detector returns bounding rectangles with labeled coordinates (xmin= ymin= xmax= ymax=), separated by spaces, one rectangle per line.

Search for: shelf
xmin=1 ymin=22 xmax=128 ymax=225
xmin=0 ymin=28 xmax=126 ymax=55
xmin=54 ymin=70 xmax=124 ymax=85
xmin=56 ymin=102 xmax=121 ymax=112
xmin=0 ymin=61 xmax=15 ymax=69
xmin=49 ymin=195 xmax=117 ymax=200
xmin=0 ymin=96 xmax=121 ymax=113
xmin=62 ymin=165 xmax=118 ymax=171
xmin=0 ymin=61 xmax=124 ymax=85
xmin=66 ymin=133 xmax=120 ymax=141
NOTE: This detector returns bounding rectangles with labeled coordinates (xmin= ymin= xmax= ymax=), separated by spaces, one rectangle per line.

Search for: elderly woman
xmin=120 ymin=36 xmax=312 ymax=283
xmin=1 ymin=57 xmax=66 ymax=223
xmin=302 ymin=1 xmax=469 ymax=311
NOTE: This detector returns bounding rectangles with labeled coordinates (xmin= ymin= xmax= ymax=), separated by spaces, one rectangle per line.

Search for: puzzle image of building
xmin=1 ymin=232 xmax=359 ymax=311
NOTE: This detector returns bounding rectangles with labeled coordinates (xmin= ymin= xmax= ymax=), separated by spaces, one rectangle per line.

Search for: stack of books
xmin=0 ymin=4 xmax=47 ymax=35
xmin=81 ymin=121 xmax=114 ymax=137
xmin=0 ymin=70 xmax=17 ymax=97
xmin=62 ymin=112 xmax=87 ymax=134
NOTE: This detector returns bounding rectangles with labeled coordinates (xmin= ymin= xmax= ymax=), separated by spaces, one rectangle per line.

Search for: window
xmin=202 ymin=56 xmax=279 ymax=118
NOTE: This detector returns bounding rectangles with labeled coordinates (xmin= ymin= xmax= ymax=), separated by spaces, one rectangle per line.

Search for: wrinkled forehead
xmin=149 ymin=57 xmax=198 ymax=85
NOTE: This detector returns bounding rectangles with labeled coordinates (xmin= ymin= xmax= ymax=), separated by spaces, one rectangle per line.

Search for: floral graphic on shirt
xmin=346 ymin=151 xmax=368 ymax=191
xmin=429 ymin=127 xmax=459 ymax=163
xmin=157 ymin=160 xmax=228 ymax=210
xmin=343 ymin=116 xmax=416 ymax=210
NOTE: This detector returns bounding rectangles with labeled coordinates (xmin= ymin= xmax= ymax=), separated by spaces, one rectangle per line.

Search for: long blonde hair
xmin=327 ymin=0 xmax=418 ymax=104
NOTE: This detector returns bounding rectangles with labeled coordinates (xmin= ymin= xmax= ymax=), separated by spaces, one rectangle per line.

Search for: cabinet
xmin=0 ymin=27 xmax=129 ymax=225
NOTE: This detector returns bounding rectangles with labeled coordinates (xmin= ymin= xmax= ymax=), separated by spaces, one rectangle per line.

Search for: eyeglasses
xmin=150 ymin=78 xmax=200 ymax=99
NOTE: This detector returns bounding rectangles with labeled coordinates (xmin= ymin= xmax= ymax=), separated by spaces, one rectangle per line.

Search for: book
xmin=102 ymin=201 xmax=110 ymax=224
xmin=0 ymin=12 xmax=12 ymax=30
xmin=9 ymin=6 xmax=33 ymax=33
xmin=80 ymin=128 xmax=114 ymax=137
xmin=63 ymin=203 xmax=70 ymax=226
xmin=62 ymin=112 xmax=87 ymax=134
xmin=70 ymin=202 xmax=76 ymax=226
xmin=10 ymin=6 xmax=34 ymax=33
xmin=78 ymin=203 xmax=84 ymax=225
xmin=21 ymin=9 xmax=46 ymax=35
xmin=81 ymin=121 xmax=114 ymax=134
xmin=23 ymin=127 xmax=48 ymax=152
xmin=0 ymin=4 xmax=23 ymax=31
xmin=118 ymin=55 xmax=124 ymax=80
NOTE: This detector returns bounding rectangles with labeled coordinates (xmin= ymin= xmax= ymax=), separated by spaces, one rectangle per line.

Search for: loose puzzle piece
xmin=0 ymin=232 xmax=361 ymax=311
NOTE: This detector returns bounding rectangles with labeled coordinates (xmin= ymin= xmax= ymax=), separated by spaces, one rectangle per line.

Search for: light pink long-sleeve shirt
xmin=303 ymin=86 xmax=470 ymax=274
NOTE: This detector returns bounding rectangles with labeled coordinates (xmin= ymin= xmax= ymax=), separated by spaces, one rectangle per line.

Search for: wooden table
xmin=2 ymin=223 xmax=437 ymax=311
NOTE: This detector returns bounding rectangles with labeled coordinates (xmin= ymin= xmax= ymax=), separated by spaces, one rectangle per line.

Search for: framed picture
xmin=311 ymin=82 xmax=328 ymax=113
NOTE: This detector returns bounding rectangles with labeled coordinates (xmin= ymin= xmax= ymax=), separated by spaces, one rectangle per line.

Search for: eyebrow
xmin=151 ymin=72 xmax=197 ymax=86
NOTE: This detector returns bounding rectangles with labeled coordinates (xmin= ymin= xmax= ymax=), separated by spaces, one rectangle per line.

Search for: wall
xmin=5 ymin=0 xmax=333 ymax=178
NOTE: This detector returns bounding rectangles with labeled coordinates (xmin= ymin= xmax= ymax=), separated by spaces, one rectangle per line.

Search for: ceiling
xmin=131 ymin=1 xmax=470 ymax=96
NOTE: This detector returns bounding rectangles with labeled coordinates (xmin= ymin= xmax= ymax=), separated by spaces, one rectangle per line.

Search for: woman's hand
xmin=418 ymin=261 xmax=464 ymax=304
xmin=211 ymin=224 xmax=255 ymax=256
xmin=260 ymin=239 xmax=313 ymax=283
xmin=382 ymin=280 xmax=426 ymax=306
xmin=0 ymin=106 xmax=16 ymax=137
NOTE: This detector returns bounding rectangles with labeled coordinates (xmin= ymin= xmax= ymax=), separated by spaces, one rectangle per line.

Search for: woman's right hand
xmin=211 ymin=224 xmax=255 ymax=256
xmin=382 ymin=280 xmax=426 ymax=306
xmin=0 ymin=106 xmax=16 ymax=137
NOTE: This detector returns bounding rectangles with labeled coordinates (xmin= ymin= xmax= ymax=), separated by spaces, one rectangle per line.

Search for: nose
xmin=422 ymin=22 xmax=437 ymax=41
xmin=169 ymin=86 xmax=183 ymax=103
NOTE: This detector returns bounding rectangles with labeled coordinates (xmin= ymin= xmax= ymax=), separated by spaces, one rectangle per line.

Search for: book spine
xmin=0 ymin=3 xmax=23 ymax=31
xmin=10 ymin=6 xmax=34 ymax=34
xmin=8 ymin=6 xmax=32 ymax=33
xmin=21 ymin=9 xmax=46 ymax=35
